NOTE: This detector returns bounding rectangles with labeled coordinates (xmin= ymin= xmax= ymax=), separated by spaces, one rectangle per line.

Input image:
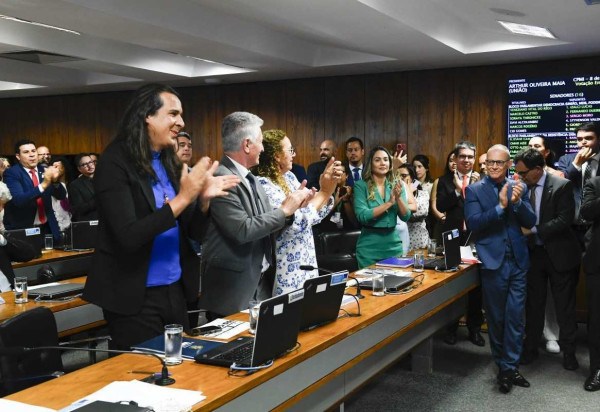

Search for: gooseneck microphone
xmin=299 ymin=265 xmax=364 ymax=299
xmin=0 ymin=345 xmax=175 ymax=386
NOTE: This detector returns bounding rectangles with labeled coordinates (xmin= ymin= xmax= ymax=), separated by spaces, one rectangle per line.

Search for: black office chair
xmin=0 ymin=306 xmax=64 ymax=396
xmin=315 ymin=230 xmax=360 ymax=274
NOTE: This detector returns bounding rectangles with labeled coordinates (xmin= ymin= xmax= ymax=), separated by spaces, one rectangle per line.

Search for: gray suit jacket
xmin=198 ymin=156 xmax=287 ymax=316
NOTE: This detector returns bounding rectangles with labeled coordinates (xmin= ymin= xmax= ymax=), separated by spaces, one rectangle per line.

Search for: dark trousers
xmin=103 ymin=281 xmax=188 ymax=350
xmin=447 ymin=285 xmax=484 ymax=334
xmin=587 ymin=274 xmax=600 ymax=370
xmin=481 ymin=257 xmax=527 ymax=372
xmin=524 ymin=246 xmax=579 ymax=355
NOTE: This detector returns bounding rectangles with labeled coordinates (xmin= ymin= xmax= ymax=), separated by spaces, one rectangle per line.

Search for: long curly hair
xmin=363 ymin=146 xmax=394 ymax=201
xmin=252 ymin=129 xmax=290 ymax=194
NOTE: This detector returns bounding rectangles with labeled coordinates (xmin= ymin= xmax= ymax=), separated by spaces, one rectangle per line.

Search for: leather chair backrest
xmin=0 ymin=306 xmax=63 ymax=395
xmin=317 ymin=230 xmax=360 ymax=255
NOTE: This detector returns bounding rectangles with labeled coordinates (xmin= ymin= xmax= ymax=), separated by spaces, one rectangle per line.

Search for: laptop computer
xmin=300 ymin=271 xmax=348 ymax=331
xmin=28 ymin=283 xmax=85 ymax=300
xmin=4 ymin=227 xmax=43 ymax=258
xmin=361 ymin=275 xmax=415 ymax=292
xmin=424 ymin=229 xmax=461 ymax=270
xmin=195 ymin=289 xmax=304 ymax=367
xmin=67 ymin=220 xmax=99 ymax=250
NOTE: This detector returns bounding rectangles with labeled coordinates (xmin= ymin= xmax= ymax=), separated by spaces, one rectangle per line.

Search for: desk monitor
xmin=300 ymin=271 xmax=348 ymax=331
xmin=4 ymin=227 xmax=43 ymax=258
xmin=69 ymin=220 xmax=98 ymax=250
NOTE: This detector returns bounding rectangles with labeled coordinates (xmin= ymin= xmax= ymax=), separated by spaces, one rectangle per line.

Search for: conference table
xmin=6 ymin=263 xmax=479 ymax=411
xmin=12 ymin=249 xmax=94 ymax=284
xmin=0 ymin=276 xmax=104 ymax=338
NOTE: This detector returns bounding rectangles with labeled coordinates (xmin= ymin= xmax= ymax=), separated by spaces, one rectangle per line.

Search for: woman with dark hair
xmin=254 ymin=129 xmax=338 ymax=295
xmin=83 ymin=83 xmax=239 ymax=350
xmin=354 ymin=146 xmax=415 ymax=268
xmin=399 ymin=164 xmax=430 ymax=251
xmin=430 ymin=151 xmax=457 ymax=243
xmin=50 ymin=157 xmax=73 ymax=232
xmin=412 ymin=154 xmax=433 ymax=196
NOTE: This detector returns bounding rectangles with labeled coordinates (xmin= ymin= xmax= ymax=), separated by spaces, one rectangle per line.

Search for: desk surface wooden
xmin=12 ymin=249 xmax=93 ymax=269
xmin=6 ymin=265 xmax=478 ymax=411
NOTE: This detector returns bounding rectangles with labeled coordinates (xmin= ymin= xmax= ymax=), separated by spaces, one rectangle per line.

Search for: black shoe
xmin=508 ymin=369 xmax=530 ymax=388
xmin=585 ymin=369 xmax=600 ymax=392
xmin=443 ymin=332 xmax=457 ymax=345
xmin=563 ymin=353 xmax=579 ymax=371
xmin=520 ymin=350 xmax=539 ymax=365
xmin=468 ymin=331 xmax=485 ymax=347
xmin=497 ymin=372 xmax=513 ymax=394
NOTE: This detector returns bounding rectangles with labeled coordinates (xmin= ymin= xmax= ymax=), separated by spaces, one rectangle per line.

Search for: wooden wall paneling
xmin=475 ymin=65 xmax=506 ymax=153
xmin=323 ymin=76 xmax=365 ymax=162
xmin=407 ymin=70 xmax=455 ymax=179
xmin=93 ymin=91 xmax=130 ymax=153
xmin=64 ymin=94 xmax=97 ymax=155
xmin=256 ymin=80 xmax=287 ymax=132
xmin=36 ymin=96 xmax=65 ymax=153
xmin=179 ymin=86 xmax=219 ymax=160
xmin=285 ymin=78 xmax=326 ymax=168
xmin=364 ymin=72 xmax=408 ymax=155
xmin=0 ymin=99 xmax=20 ymax=154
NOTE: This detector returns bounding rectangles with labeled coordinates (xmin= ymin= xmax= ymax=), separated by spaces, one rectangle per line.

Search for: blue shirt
xmin=146 ymin=151 xmax=181 ymax=287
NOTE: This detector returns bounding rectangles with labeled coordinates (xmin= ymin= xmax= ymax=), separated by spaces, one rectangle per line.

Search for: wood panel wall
xmin=1 ymin=55 xmax=599 ymax=178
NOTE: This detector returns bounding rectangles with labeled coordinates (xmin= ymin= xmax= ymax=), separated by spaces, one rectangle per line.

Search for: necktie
xmin=246 ymin=172 xmax=263 ymax=214
xmin=29 ymin=169 xmax=47 ymax=224
xmin=353 ymin=167 xmax=361 ymax=182
xmin=529 ymin=184 xmax=537 ymax=208
xmin=583 ymin=160 xmax=594 ymax=193
xmin=246 ymin=172 xmax=272 ymax=264
xmin=461 ymin=174 xmax=468 ymax=198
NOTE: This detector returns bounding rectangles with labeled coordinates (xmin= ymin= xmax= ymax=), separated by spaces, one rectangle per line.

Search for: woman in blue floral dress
xmin=254 ymin=129 xmax=339 ymax=295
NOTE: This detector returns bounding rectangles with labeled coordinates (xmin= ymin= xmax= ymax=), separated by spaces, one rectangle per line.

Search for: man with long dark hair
xmin=83 ymin=84 xmax=239 ymax=349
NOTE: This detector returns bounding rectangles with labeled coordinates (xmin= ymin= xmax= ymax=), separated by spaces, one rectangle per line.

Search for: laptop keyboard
xmin=213 ymin=340 xmax=253 ymax=364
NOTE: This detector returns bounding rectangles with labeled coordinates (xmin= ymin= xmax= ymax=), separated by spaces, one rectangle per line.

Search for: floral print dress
xmin=258 ymin=171 xmax=333 ymax=296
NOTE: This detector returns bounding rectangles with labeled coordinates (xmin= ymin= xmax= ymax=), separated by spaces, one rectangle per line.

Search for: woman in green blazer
xmin=354 ymin=146 xmax=414 ymax=268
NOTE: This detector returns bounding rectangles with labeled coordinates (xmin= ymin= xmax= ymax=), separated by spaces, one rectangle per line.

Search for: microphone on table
xmin=299 ymin=265 xmax=364 ymax=299
xmin=0 ymin=345 xmax=175 ymax=386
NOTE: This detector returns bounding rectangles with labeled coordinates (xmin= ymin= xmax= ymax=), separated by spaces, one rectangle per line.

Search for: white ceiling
xmin=0 ymin=0 xmax=598 ymax=98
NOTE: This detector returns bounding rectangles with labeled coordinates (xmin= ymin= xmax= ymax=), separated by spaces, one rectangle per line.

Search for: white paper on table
xmin=63 ymin=380 xmax=204 ymax=412
xmin=0 ymin=399 xmax=56 ymax=412
xmin=460 ymin=246 xmax=481 ymax=264
xmin=198 ymin=318 xmax=249 ymax=340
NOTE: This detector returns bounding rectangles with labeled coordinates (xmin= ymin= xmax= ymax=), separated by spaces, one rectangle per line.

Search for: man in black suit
xmin=307 ymin=139 xmax=336 ymax=190
xmin=437 ymin=140 xmax=484 ymax=346
xmin=3 ymin=139 xmax=66 ymax=240
xmin=557 ymin=121 xmax=599 ymax=246
xmin=69 ymin=153 xmax=98 ymax=222
xmin=581 ymin=176 xmax=600 ymax=391
xmin=344 ymin=136 xmax=364 ymax=187
xmin=514 ymin=149 xmax=580 ymax=371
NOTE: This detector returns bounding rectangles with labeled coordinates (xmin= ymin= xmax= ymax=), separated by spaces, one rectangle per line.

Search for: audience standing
xmin=398 ymin=164 xmax=429 ymax=250
xmin=198 ymin=112 xmax=309 ymax=317
xmin=514 ymin=149 xmax=580 ymax=371
xmin=354 ymin=146 xmax=413 ymax=268
xmin=344 ymin=137 xmax=365 ymax=187
xmin=176 ymin=131 xmax=193 ymax=166
xmin=254 ymin=129 xmax=339 ymax=295
xmin=69 ymin=153 xmax=98 ymax=222
xmin=3 ymin=139 xmax=66 ymax=241
xmin=82 ymin=84 xmax=238 ymax=349
xmin=307 ymin=139 xmax=336 ymax=190
xmin=464 ymin=144 xmax=536 ymax=394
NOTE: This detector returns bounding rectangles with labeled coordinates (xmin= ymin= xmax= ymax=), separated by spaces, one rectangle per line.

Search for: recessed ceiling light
xmin=498 ymin=21 xmax=556 ymax=39
xmin=0 ymin=14 xmax=80 ymax=35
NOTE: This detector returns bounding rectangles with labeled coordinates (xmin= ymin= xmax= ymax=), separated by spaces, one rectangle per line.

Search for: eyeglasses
xmin=457 ymin=155 xmax=475 ymax=161
xmin=485 ymin=159 xmax=508 ymax=167
xmin=515 ymin=168 xmax=532 ymax=177
xmin=399 ymin=173 xmax=410 ymax=178
xmin=284 ymin=147 xmax=295 ymax=155
xmin=79 ymin=160 xmax=96 ymax=168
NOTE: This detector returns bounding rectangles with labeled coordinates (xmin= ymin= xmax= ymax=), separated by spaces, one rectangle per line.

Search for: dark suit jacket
xmin=464 ymin=176 xmax=536 ymax=271
xmin=581 ymin=176 xmax=600 ymax=274
xmin=198 ymin=156 xmax=287 ymax=316
xmin=534 ymin=173 xmax=581 ymax=272
xmin=3 ymin=164 xmax=66 ymax=239
xmin=307 ymin=160 xmax=327 ymax=190
xmin=82 ymin=140 xmax=204 ymax=315
xmin=68 ymin=175 xmax=98 ymax=222
xmin=557 ymin=153 xmax=582 ymax=220
xmin=344 ymin=163 xmax=363 ymax=187
xmin=0 ymin=246 xmax=16 ymax=288
xmin=436 ymin=172 xmax=475 ymax=241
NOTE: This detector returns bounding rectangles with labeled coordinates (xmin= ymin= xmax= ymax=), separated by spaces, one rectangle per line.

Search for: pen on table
xmin=128 ymin=370 xmax=155 ymax=374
